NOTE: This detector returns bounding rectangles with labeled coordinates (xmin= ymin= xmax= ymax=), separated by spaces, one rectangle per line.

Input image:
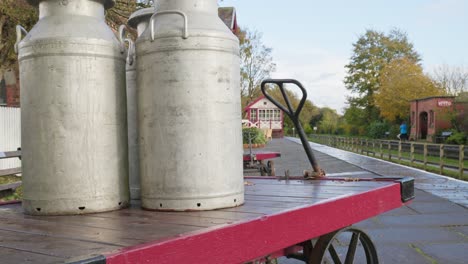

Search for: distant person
xmin=399 ymin=121 xmax=408 ymax=141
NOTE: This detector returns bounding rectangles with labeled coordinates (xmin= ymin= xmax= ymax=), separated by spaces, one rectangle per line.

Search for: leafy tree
xmin=239 ymin=28 xmax=276 ymax=108
xmin=344 ymin=29 xmax=421 ymax=125
xmin=431 ymin=64 xmax=468 ymax=96
xmin=318 ymin=107 xmax=339 ymax=134
xmin=375 ymin=57 xmax=444 ymax=122
xmin=263 ymin=84 xmax=320 ymax=134
xmin=0 ymin=0 xmax=37 ymax=72
xmin=106 ymin=0 xmax=138 ymax=34
xmin=0 ymin=1 xmax=140 ymax=73
xmin=342 ymin=104 xmax=367 ymax=135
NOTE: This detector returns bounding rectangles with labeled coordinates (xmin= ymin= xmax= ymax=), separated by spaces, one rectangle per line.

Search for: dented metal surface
xmin=17 ymin=0 xmax=129 ymax=215
xmin=136 ymin=0 xmax=244 ymax=210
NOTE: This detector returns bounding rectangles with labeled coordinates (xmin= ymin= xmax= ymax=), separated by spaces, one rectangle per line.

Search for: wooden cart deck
xmin=0 ymin=177 xmax=412 ymax=264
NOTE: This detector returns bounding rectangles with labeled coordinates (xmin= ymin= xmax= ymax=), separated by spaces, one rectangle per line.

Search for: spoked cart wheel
xmin=267 ymin=160 xmax=275 ymax=176
xmin=303 ymin=227 xmax=379 ymax=264
xmin=258 ymin=160 xmax=276 ymax=176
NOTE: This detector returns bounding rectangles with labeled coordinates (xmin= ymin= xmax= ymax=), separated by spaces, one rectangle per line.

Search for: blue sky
xmin=219 ymin=0 xmax=468 ymax=114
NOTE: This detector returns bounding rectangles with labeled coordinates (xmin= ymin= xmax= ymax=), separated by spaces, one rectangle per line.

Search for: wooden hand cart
xmin=0 ymin=175 xmax=414 ymax=264
xmin=1 ymin=80 xmax=414 ymax=263
xmin=243 ymin=151 xmax=281 ymax=176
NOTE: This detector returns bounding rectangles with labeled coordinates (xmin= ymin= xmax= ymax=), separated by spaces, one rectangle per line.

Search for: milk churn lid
xmin=27 ymin=0 xmax=115 ymax=10
xmin=128 ymin=7 xmax=155 ymax=28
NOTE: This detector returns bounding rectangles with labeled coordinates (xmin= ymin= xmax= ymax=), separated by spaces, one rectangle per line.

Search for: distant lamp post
xmin=313 ymin=126 xmax=317 ymax=133
xmin=292 ymin=127 xmax=295 ymax=137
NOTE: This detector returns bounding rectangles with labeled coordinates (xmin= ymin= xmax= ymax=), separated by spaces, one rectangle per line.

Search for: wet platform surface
xmin=269 ymin=138 xmax=468 ymax=264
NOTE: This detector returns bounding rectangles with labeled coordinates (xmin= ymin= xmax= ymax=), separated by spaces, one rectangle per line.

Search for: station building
xmin=243 ymin=96 xmax=284 ymax=138
xmin=409 ymin=95 xmax=467 ymax=142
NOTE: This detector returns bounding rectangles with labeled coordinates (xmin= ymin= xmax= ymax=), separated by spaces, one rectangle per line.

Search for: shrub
xmin=446 ymin=131 xmax=467 ymax=145
xmin=242 ymin=127 xmax=266 ymax=144
xmin=367 ymin=121 xmax=390 ymax=139
xmin=303 ymin=123 xmax=313 ymax=135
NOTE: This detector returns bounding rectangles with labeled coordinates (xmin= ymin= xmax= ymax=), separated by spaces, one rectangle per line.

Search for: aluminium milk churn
xmin=16 ymin=0 xmax=129 ymax=215
xmin=125 ymin=7 xmax=155 ymax=200
xmin=136 ymin=0 xmax=244 ymax=210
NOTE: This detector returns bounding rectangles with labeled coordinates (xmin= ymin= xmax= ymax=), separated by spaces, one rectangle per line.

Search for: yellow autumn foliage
xmin=375 ymin=57 xmax=445 ymax=122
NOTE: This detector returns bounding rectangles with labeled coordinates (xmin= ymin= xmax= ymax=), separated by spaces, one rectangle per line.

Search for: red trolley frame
xmin=0 ymin=176 xmax=413 ymax=264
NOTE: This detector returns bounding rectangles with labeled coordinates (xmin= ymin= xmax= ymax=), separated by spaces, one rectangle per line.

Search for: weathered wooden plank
xmin=0 ymin=230 xmax=121 ymax=260
xmin=0 ymin=167 xmax=21 ymax=176
xmin=0 ymin=246 xmax=65 ymax=264
xmin=0 ymin=182 xmax=21 ymax=192
xmin=0 ymin=210 xmax=211 ymax=246
xmin=0 ymin=151 xmax=21 ymax=160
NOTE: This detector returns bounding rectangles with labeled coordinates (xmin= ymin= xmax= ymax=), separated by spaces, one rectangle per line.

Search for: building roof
xmin=218 ymin=7 xmax=238 ymax=32
xmin=410 ymin=95 xmax=455 ymax=102
xmin=243 ymin=96 xmax=266 ymax=112
xmin=243 ymin=96 xmax=282 ymax=112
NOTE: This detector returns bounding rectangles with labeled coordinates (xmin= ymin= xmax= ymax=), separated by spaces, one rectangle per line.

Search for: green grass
xmin=0 ymin=175 xmax=21 ymax=185
xmin=360 ymin=148 xmax=468 ymax=168
xmin=0 ymin=175 xmax=22 ymax=201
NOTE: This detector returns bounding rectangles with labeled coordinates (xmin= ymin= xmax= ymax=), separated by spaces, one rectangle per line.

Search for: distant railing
xmin=308 ymin=134 xmax=467 ymax=180
xmin=0 ymin=150 xmax=21 ymax=176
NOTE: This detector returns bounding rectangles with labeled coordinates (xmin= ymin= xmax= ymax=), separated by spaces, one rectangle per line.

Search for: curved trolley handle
xmin=14 ymin=25 xmax=28 ymax=54
xmin=261 ymin=79 xmax=325 ymax=177
xmin=150 ymin=10 xmax=189 ymax=41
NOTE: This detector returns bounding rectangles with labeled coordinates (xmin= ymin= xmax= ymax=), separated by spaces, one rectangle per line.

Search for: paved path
xmin=288 ymin=137 xmax=468 ymax=208
xmin=258 ymin=138 xmax=468 ymax=264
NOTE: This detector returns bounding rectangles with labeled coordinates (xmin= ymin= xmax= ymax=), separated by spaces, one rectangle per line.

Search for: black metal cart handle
xmin=261 ymin=79 xmax=325 ymax=177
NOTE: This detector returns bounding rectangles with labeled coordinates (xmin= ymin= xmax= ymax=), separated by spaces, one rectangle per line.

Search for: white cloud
xmin=271 ymin=48 xmax=350 ymax=114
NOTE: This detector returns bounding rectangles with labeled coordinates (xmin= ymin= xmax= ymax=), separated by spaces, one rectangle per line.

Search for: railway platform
xmin=274 ymin=138 xmax=468 ymax=264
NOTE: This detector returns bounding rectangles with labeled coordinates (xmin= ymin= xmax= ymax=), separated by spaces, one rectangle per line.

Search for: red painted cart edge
xmin=0 ymin=199 xmax=21 ymax=206
xmin=243 ymin=152 xmax=281 ymax=161
xmin=104 ymin=182 xmax=405 ymax=264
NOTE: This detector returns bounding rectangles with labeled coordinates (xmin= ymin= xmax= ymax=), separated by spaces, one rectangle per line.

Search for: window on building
xmin=411 ymin=111 xmax=415 ymax=123
xmin=259 ymin=109 xmax=265 ymax=120
xmin=250 ymin=109 xmax=257 ymax=121
xmin=273 ymin=109 xmax=281 ymax=121
xmin=0 ymin=78 xmax=6 ymax=105
xmin=257 ymin=109 xmax=281 ymax=121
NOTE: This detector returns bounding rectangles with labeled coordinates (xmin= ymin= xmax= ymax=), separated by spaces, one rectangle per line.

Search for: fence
xmin=0 ymin=107 xmax=21 ymax=171
xmin=309 ymin=134 xmax=467 ymax=180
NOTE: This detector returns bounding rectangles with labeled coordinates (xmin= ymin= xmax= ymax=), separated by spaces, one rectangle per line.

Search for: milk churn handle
xmin=261 ymin=79 xmax=325 ymax=177
xmin=118 ymin=25 xmax=129 ymax=54
xmin=124 ymin=38 xmax=135 ymax=66
xmin=150 ymin=10 xmax=189 ymax=41
xmin=14 ymin=25 xmax=28 ymax=54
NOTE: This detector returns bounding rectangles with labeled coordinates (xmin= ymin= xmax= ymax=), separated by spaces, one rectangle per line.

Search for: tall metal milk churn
xmin=125 ymin=7 xmax=155 ymax=200
xmin=137 ymin=0 xmax=244 ymax=210
xmin=16 ymin=0 xmax=129 ymax=215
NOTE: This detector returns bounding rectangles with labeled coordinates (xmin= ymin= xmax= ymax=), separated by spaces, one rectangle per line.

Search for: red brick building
xmin=409 ymin=96 xmax=466 ymax=142
xmin=0 ymin=70 xmax=20 ymax=107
